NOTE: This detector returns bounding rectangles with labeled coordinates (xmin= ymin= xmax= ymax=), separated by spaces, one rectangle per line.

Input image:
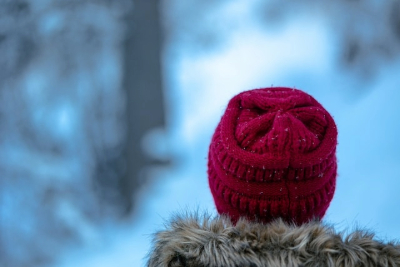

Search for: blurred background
xmin=1 ymin=0 xmax=400 ymax=266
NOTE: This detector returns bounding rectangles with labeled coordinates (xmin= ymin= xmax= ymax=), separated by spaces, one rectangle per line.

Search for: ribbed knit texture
xmin=208 ymin=87 xmax=338 ymax=225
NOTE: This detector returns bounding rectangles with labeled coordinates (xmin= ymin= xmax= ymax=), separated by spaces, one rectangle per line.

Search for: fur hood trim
xmin=147 ymin=214 xmax=400 ymax=267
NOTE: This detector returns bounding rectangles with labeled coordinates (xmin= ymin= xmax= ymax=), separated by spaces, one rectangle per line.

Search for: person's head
xmin=208 ymin=87 xmax=337 ymax=225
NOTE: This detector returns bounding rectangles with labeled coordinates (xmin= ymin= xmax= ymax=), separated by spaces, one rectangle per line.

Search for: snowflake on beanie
xmin=208 ymin=87 xmax=338 ymax=225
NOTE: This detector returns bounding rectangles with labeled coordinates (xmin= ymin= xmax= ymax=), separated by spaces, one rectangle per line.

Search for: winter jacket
xmin=147 ymin=214 xmax=400 ymax=267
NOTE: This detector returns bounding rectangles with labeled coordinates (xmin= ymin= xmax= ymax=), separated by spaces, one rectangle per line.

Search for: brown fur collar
xmin=147 ymin=214 xmax=400 ymax=267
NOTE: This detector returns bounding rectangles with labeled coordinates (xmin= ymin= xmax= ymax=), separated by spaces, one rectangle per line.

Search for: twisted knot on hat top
xmin=208 ymin=87 xmax=337 ymax=225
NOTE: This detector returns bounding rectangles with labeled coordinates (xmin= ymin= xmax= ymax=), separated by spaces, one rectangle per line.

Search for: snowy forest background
xmin=1 ymin=0 xmax=400 ymax=266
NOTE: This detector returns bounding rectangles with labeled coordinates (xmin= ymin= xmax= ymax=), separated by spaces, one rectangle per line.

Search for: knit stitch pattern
xmin=208 ymin=87 xmax=338 ymax=225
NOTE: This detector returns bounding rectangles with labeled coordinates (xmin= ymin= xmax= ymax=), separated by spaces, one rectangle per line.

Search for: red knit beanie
xmin=208 ymin=87 xmax=337 ymax=225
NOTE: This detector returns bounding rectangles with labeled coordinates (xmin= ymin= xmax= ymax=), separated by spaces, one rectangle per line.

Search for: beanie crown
xmin=208 ymin=87 xmax=337 ymax=225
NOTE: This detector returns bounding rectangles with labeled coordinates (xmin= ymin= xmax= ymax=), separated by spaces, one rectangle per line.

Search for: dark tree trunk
xmin=121 ymin=0 xmax=166 ymax=215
